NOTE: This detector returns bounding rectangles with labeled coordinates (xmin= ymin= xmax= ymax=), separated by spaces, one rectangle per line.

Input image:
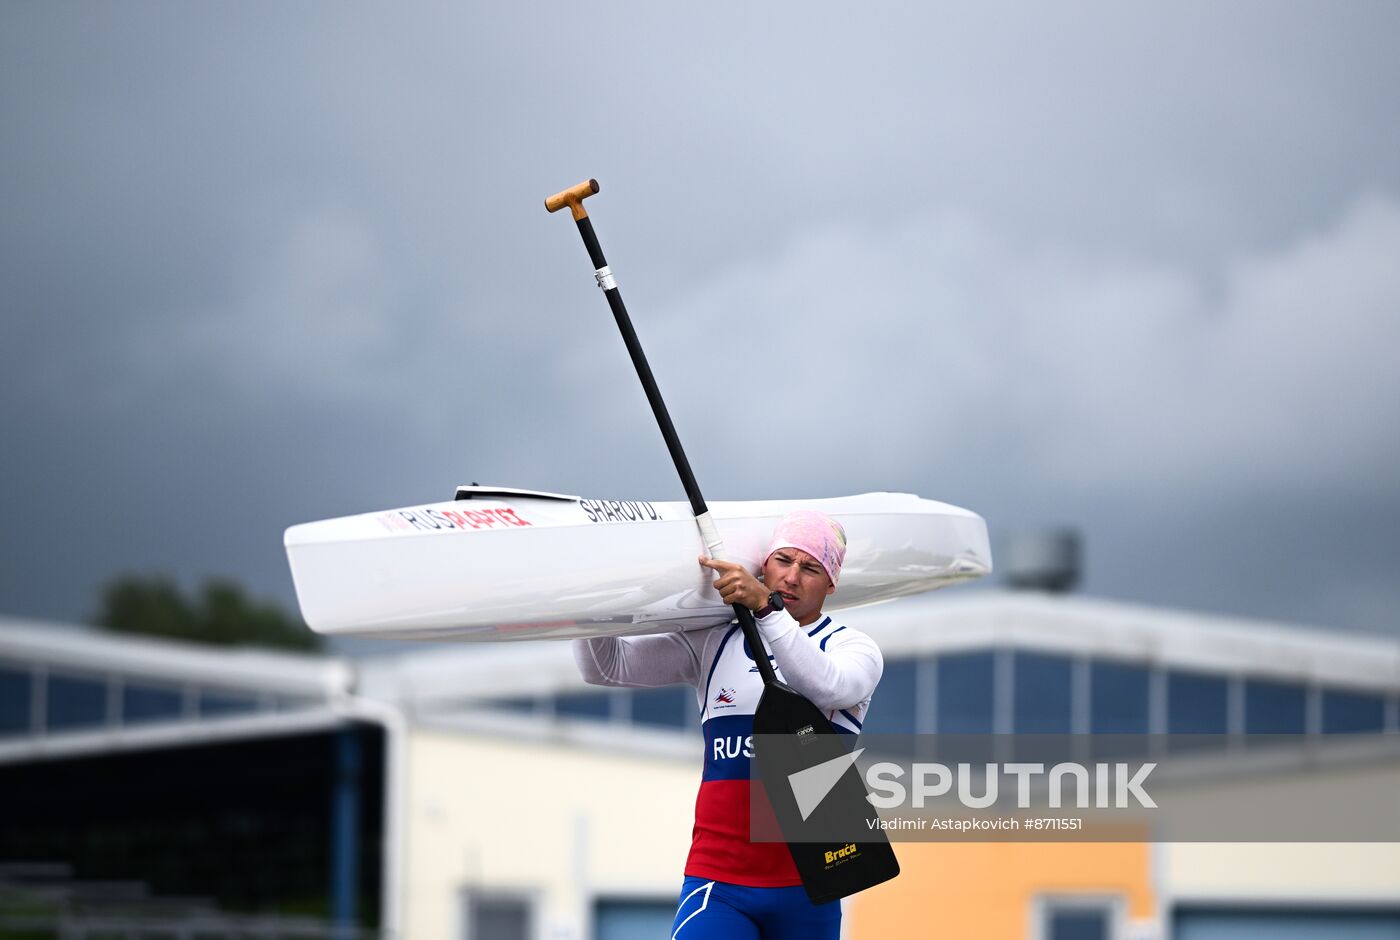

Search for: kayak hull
xmin=284 ymin=489 xmax=991 ymax=641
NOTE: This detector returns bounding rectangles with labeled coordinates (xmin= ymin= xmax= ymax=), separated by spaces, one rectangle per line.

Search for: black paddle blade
xmin=752 ymin=681 xmax=900 ymax=905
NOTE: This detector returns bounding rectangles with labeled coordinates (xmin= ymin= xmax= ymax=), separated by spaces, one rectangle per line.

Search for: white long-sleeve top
xmin=573 ymin=609 xmax=883 ymax=722
xmin=574 ymin=610 xmax=883 ymax=886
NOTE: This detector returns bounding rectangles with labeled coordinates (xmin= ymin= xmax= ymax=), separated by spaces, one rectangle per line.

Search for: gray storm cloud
xmin=585 ymin=196 xmax=1400 ymax=498
xmin=2 ymin=1 xmax=1398 ymax=637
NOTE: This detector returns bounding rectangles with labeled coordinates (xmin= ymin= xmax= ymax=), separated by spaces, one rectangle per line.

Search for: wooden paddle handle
xmin=544 ymin=179 xmax=600 ymax=221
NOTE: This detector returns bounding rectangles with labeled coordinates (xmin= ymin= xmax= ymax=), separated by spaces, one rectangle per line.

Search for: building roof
xmin=4 ymin=589 xmax=1398 ymax=724
xmin=0 ymin=615 xmax=351 ymax=700
xmin=352 ymin=590 xmax=1400 ymax=711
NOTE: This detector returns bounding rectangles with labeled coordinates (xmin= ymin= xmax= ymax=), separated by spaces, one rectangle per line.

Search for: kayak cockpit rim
xmin=454 ymin=485 xmax=579 ymax=502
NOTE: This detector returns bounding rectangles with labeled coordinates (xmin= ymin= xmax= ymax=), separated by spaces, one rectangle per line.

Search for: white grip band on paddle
xmin=594 ymin=266 xmax=617 ymax=291
xmin=695 ymin=511 xmax=726 ymax=561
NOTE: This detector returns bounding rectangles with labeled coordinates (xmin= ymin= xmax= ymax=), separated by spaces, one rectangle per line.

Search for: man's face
xmin=761 ymin=546 xmax=836 ymax=627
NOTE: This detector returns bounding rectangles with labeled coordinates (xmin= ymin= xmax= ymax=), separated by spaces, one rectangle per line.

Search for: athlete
xmin=572 ymin=510 xmax=883 ymax=939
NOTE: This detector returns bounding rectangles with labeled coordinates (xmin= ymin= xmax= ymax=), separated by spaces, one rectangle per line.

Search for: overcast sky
xmin=3 ymin=2 xmax=1398 ymax=646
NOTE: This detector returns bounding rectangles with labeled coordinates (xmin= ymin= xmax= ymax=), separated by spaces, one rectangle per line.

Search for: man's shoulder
xmin=685 ymin=620 xmax=743 ymax=651
xmin=805 ymin=614 xmax=879 ymax=647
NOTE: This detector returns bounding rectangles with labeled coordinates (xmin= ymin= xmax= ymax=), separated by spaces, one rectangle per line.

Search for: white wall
xmin=401 ymin=726 xmax=701 ymax=940
xmin=1158 ymin=754 xmax=1400 ymax=905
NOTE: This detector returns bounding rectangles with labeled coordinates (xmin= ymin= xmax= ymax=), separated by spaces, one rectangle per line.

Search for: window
xmin=485 ymin=696 xmax=545 ymax=716
xmin=1090 ymin=661 xmax=1149 ymax=733
xmin=1037 ymin=896 xmax=1120 ymax=940
xmin=629 ymin=686 xmax=692 ymax=730
xmin=1048 ymin=908 xmax=1109 ymax=940
xmin=1167 ymin=670 xmax=1229 ymax=734
xmin=465 ymin=894 xmax=531 ymax=940
xmin=1175 ymin=906 xmax=1400 ymax=939
xmin=595 ymin=899 xmax=678 ymax=940
xmin=864 ymin=657 xmax=917 ymax=735
xmin=122 ymin=682 xmax=183 ymax=725
xmin=1322 ymin=689 xmax=1386 ymax=734
xmin=1013 ymin=652 xmax=1073 ymax=733
xmin=554 ymin=691 xmax=613 ymax=721
xmin=1244 ymin=680 xmax=1305 ymax=734
xmin=46 ymin=672 xmax=107 ymax=732
xmin=199 ymin=690 xmax=259 ymax=718
xmin=0 ymin=664 xmax=31 ymax=736
xmin=937 ymin=651 xmax=995 ymax=733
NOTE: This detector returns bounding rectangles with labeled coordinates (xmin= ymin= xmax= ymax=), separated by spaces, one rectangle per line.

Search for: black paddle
xmin=545 ymin=179 xmax=899 ymax=904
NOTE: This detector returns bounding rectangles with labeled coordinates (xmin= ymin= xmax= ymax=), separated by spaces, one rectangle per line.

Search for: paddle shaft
xmin=549 ymin=182 xmax=778 ymax=686
xmin=546 ymin=180 xmax=903 ymax=904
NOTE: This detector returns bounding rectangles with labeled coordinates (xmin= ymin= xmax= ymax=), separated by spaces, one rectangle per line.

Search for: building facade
xmin=3 ymin=592 xmax=1399 ymax=938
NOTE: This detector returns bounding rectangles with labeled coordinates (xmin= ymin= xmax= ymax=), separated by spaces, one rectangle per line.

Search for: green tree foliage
xmin=95 ymin=575 xmax=321 ymax=651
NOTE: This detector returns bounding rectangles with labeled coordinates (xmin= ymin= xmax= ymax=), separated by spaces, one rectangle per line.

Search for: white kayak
xmin=284 ymin=487 xmax=991 ymax=641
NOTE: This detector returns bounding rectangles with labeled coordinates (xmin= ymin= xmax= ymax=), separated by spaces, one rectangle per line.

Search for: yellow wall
xmin=847 ymin=842 xmax=1155 ymax=940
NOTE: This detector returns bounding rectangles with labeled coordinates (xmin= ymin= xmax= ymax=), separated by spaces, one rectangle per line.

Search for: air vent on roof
xmin=1003 ymin=528 xmax=1081 ymax=593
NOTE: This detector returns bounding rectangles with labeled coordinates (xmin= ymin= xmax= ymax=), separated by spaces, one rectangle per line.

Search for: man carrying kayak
xmin=573 ymin=509 xmax=883 ymax=940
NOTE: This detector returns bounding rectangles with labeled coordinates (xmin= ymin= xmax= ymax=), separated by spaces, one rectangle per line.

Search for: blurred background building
xmin=5 ymin=5 xmax=1398 ymax=938
xmin=3 ymin=569 xmax=1399 ymax=939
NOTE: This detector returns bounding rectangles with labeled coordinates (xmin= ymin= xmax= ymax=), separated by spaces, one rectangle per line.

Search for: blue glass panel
xmin=0 ymin=665 xmax=31 ymax=736
xmin=1090 ymin=661 xmax=1149 ymax=733
xmin=1176 ymin=908 xmax=1400 ymax=939
xmin=595 ymin=900 xmax=678 ymax=940
xmin=122 ymin=683 xmax=183 ymax=725
xmin=1049 ymin=909 xmax=1109 ymax=940
xmin=864 ymin=658 xmax=917 ymax=735
xmin=487 ymin=697 xmax=544 ymax=715
xmin=199 ymin=690 xmax=259 ymax=717
xmin=1013 ymin=652 xmax=1073 ymax=733
xmin=1322 ymin=689 xmax=1386 ymax=734
xmin=937 ymin=652 xmax=995 ymax=734
xmin=555 ymin=691 xmax=613 ymax=721
xmin=1168 ymin=671 xmax=1229 ymax=734
xmin=630 ymin=686 xmax=691 ymax=729
xmin=47 ymin=673 xmax=107 ymax=732
xmin=1245 ymin=680 xmax=1305 ymax=734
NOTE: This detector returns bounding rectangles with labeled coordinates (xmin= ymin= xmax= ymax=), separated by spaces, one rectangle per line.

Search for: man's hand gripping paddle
xmin=545 ymin=179 xmax=899 ymax=904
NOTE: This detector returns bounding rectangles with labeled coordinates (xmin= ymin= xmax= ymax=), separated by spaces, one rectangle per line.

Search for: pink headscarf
xmin=764 ymin=510 xmax=848 ymax=586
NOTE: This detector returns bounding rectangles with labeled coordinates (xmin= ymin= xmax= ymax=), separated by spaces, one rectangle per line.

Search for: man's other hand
xmin=698 ymin=556 xmax=768 ymax=612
